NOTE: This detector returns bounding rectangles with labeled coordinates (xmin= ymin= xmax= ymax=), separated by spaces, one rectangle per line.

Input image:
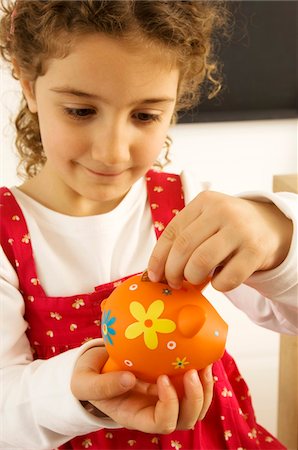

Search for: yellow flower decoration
xmin=50 ymin=312 xmax=62 ymax=320
xmin=72 ymin=298 xmax=85 ymax=309
xmin=82 ymin=438 xmax=92 ymax=448
xmin=221 ymin=387 xmax=233 ymax=398
xmin=224 ymin=430 xmax=232 ymax=441
xmin=172 ymin=356 xmax=190 ymax=369
xmin=22 ymin=234 xmax=30 ymax=244
xmin=171 ymin=441 xmax=182 ymax=450
xmin=125 ymin=300 xmax=176 ymax=350
xmin=154 ymin=221 xmax=165 ymax=231
xmin=248 ymin=428 xmax=257 ymax=439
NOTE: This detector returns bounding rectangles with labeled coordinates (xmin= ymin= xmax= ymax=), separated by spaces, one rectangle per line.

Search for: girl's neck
xmin=19 ymin=169 xmax=127 ymax=216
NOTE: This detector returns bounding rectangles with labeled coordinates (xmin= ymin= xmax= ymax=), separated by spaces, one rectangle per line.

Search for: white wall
xmin=1 ymin=65 xmax=21 ymax=185
xmin=1 ymin=62 xmax=297 ymax=438
xmin=168 ymin=119 xmax=297 ymax=195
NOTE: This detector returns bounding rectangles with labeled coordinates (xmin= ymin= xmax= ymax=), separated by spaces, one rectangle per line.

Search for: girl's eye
xmin=134 ymin=112 xmax=161 ymax=123
xmin=64 ymin=108 xmax=96 ymax=120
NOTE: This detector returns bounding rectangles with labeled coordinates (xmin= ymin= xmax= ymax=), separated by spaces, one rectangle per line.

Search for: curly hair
xmin=0 ymin=0 xmax=229 ymax=178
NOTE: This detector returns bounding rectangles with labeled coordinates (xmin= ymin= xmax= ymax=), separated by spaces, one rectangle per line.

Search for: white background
xmin=1 ymin=62 xmax=297 ymax=438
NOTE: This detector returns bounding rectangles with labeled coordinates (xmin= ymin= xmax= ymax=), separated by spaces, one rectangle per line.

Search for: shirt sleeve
xmin=0 ymin=248 xmax=121 ymax=450
xmin=225 ymin=190 xmax=297 ymax=334
xmin=181 ymin=171 xmax=298 ymax=334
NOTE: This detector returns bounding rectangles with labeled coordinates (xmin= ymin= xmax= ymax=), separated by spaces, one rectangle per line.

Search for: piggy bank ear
xmin=177 ymin=305 xmax=206 ymax=338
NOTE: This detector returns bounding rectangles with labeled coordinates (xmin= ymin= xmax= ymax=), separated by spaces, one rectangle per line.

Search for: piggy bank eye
xmin=129 ymin=284 xmax=138 ymax=291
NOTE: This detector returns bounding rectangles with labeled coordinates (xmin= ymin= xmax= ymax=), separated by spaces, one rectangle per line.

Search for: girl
xmin=0 ymin=1 xmax=296 ymax=449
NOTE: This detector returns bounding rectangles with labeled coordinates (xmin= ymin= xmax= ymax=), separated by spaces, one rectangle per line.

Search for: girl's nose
xmin=91 ymin=122 xmax=131 ymax=166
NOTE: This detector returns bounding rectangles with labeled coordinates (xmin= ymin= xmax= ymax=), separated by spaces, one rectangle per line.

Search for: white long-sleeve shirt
xmin=0 ymin=172 xmax=297 ymax=449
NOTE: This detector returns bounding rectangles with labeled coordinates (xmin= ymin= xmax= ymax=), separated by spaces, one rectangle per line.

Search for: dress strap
xmin=146 ymin=170 xmax=185 ymax=238
xmin=0 ymin=187 xmax=46 ymax=296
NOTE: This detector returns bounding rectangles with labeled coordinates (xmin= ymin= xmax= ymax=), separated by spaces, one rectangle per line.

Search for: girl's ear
xmin=20 ymin=78 xmax=38 ymax=113
xmin=12 ymin=58 xmax=38 ymax=114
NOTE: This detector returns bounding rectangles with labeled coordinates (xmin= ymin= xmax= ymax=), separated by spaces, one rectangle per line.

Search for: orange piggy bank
xmin=101 ymin=272 xmax=228 ymax=397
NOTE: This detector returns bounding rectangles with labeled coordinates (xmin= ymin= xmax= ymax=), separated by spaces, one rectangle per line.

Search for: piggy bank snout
xmin=177 ymin=304 xmax=206 ymax=338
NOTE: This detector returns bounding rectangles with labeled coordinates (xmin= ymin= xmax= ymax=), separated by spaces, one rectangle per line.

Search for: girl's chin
xmin=76 ymin=187 xmax=129 ymax=214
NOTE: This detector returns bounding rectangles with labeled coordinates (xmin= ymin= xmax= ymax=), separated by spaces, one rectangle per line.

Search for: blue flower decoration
xmin=101 ymin=310 xmax=116 ymax=345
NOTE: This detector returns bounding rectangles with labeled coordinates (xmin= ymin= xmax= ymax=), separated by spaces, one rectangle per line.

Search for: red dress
xmin=0 ymin=170 xmax=285 ymax=450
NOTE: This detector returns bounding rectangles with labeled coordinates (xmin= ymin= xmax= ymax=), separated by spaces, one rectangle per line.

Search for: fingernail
xmin=120 ymin=373 xmax=134 ymax=388
xmin=190 ymin=370 xmax=200 ymax=384
xmin=148 ymin=270 xmax=158 ymax=282
xmin=161 ymin=375 xmax=170 ymax=386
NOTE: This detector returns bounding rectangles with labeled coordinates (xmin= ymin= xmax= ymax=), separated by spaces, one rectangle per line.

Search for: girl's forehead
xmin=39 ymin=33 xmax=180 ymax=102
xmin=45 ymin=31 xmax=179 ymax=72
xmin=44 ymin=33 xmax=179 ymax=82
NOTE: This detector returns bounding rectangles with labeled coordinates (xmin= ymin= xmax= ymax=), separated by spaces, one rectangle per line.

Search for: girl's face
xmin=21 ymin=33 xmax=179 ymax=215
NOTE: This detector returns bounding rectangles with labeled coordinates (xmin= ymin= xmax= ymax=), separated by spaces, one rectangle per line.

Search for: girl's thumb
xmin=73 ymin=370 xmax=136 ymax=401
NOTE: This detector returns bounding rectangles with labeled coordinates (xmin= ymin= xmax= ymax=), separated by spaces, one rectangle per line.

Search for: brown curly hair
xmin=0 ymin=0 xmax=229 ymax=178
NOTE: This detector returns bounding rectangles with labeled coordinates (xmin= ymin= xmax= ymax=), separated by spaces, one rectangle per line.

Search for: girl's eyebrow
xmin=50 ymin=87 xmax=175 ymax=105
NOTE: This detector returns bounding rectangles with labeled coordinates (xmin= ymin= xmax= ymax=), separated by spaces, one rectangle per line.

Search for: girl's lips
xmin=83 ymin=166 xmax=125 ymax=177
xmin=89 ymin=169 xmax=121 ymax=176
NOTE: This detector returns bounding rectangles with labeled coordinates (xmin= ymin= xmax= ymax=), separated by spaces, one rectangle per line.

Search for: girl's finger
xmin=71 ymin=347 xmax=136 ymax=401
xmin=176 ymin=370 xmax=204 ymax=430
xmin=148 ymin=204 xmax=216 ymax=285
xmin=154 ymin=375 xmax=179 ymax=434
xmin=162 ymin=217 xmax=221 ymax=289
xmin=182 ymin=228 xmax=238 ymax=286
xmin=148 ymin=214 xmax=188 ymax=283
xmin=211 ymin=247 xmax=264 ymax=292
xmin=132 ymin=379 xmax=158 ymax=397
xmin=147 ymin=195 xmax=205 ymax=281
xmin=76 ymin=370 xmax=137 ymax=401
xmin=198 ymin=365 xmax=214 ymax=421
xmin=99 ymin=375 xmax=179 ymax=434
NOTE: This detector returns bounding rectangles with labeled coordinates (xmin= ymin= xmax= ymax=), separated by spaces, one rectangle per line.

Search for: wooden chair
xmin=273 ymin=174 xmax=298 ymax=450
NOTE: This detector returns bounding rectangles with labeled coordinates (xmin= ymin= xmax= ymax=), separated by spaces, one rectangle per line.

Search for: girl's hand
xmin=148 ymin=191 xmax=293 ymax=292
xmin=71 ymin=347 xmax=213 ymax=433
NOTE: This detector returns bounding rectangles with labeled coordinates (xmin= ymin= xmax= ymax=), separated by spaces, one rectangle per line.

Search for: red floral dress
xmin=0 ymin=170 xmax=285 ymax=450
